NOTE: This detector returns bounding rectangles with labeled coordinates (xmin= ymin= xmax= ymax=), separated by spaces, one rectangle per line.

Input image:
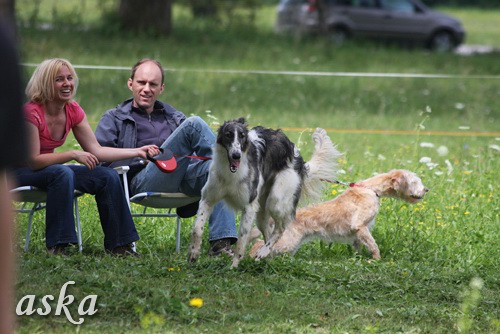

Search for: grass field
xmin=13 ymin=2 xmax=499 ymax=333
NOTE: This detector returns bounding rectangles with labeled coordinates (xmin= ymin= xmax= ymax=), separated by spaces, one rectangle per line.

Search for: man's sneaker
xmin=109 ymin=244 xmax=140 ymax=257
xmin=176 ymin=201 xmax=199 ymax=218
xmin=208 ymin=238 xmax=235 ymax=257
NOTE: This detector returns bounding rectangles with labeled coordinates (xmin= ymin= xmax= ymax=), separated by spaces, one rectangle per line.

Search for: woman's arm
xmin=26 ymin=122 xmax=100 ymax=170
xmin=73 ymin=115 xmax=159 ymax=164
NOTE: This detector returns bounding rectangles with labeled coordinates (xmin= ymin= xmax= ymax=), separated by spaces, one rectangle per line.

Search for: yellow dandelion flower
xmin=167 ymin=267 xmax=181 ymax=272
xmin=331 ymin=189 xmax=338 ymax=196
xmin=189 ymin=298 xmax=204 ymax=308
xmin=464 ymin=211 xmax=470 ymax=215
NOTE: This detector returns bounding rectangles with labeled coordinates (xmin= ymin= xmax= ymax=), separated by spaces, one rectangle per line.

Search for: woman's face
xmin=53 ymin=65 xmax=75 ymax=102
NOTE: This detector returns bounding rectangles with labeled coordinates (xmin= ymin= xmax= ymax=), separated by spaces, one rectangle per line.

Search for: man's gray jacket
xmin=95 ymin=98 xmax=186 ymax=169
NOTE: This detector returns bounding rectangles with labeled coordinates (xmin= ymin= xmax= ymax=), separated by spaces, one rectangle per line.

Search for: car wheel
xmin=329 ymin=27 xmax=348 ymax=46
xmin=430 ymin=31 xmax=455 ymax=52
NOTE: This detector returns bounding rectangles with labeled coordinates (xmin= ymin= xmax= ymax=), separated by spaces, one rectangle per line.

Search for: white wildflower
xmin=434 ymin=170 xmax=444 ymax=176
xmin=489 ymin=144 xmax=500 ymax=151
xmin=426 ymin=162 xmax=439 ymax=170
xmin=377 ymin=154 xmax=386 ymax=161
xmin=419 ymin=157 xmax=432 ymax=164
xmin=458 ymin=126 xmax=470 ymax=130
xmin=445 ymin=159 xmax=453 ymax=175
xmin=420 ymin=142 xmax=435 ymax=148
xmin=470 ymin=277 xmax=484 ymax=290
xmin=454 ymin=102 xmax=465 ymax=110
xmin=437 ymin=145 xmax=449 ymax=156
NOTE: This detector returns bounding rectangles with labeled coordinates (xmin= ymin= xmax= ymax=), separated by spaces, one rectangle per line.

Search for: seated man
xmin=95 ymin=58 xmax=237 ymax=256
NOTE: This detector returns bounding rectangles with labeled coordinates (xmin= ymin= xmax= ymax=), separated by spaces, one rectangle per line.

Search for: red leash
xmin=177 ymin=155 xmax=212 ymax=161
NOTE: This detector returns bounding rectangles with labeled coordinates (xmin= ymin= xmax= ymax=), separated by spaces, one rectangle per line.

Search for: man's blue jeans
xmin=131 ymin=116 xmax=237 ymax=243
xmin=15 ymin=164 xmax=139 ymax=250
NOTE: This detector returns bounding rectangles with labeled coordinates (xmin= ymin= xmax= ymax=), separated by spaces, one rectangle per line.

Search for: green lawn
xmin=13 ymin=2 xmax=500 ymax=333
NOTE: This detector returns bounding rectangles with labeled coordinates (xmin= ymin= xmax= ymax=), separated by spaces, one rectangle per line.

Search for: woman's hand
xmin=72 ymin=150 xmax=100 ymax=170
xmin=137 ymin=145 xmax=160 ymax=159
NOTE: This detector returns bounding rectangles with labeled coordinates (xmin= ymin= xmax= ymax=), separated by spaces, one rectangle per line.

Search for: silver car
xmin=276 ymin=0 xmax=466 ymax=51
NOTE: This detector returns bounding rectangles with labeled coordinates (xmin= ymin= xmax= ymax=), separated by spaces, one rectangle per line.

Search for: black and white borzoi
xmin=187 ymin=118 xmax=341 ymax=267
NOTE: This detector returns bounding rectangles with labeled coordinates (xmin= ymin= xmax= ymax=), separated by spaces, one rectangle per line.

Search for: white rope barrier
xmin=21 ymin=63 xmax=500 ymax=80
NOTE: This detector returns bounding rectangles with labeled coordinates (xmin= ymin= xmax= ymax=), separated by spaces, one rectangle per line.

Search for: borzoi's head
xmin=217 ymin=118 xmax=249 ymax=173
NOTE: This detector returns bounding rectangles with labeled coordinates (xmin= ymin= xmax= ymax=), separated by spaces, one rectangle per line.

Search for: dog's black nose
xmin=232 ymin=152 xmax=241 ymax=160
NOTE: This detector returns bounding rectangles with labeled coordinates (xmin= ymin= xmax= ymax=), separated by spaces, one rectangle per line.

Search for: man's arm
xmin=95 ymin=111 xmax=119 ymax=148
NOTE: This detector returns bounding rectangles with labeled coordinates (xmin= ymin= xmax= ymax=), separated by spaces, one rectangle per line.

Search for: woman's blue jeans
xmin=15 ymin=164 xmax=139 ymax=250
xmin=131 ymin=116 xmax=237 ymax=242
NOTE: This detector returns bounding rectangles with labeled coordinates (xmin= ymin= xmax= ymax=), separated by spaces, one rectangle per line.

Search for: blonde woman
xmin=15 ymin=58 xmax=160 ymax=256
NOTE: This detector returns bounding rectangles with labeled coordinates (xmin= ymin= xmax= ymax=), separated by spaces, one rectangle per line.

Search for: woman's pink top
xmin=24 ymin=101 xmax=85 ymax=154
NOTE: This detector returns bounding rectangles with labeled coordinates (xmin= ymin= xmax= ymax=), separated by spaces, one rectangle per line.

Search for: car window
xmin=328 ymin=0 xmax=353 ymax=5
xmin=379 ymin=0 xmax=415 ymax=12
xmin=352 ymin=0 xmax=377 ymax=8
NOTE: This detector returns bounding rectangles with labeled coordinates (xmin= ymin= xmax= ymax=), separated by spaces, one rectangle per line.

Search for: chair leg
xmin=176 ymin=216 xmax=181 ymax=253
xmin=24 ymin=203 xmax=44 ymax=252
xmin=24 ymin=203 xmax=39 ymax=252
xmin=74 ymin=197 xmax=83 ymax=252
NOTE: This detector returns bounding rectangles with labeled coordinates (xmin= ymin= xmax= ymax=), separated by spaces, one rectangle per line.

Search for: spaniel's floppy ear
xmin=236 ymin=117 xmax=246 ymax=125
xmin=390 ymin=170 xmax=404 ymax=188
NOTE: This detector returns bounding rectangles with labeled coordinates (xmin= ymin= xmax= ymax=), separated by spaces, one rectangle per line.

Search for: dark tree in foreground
xmin=0 ymin=0 xmax=16 ymax=31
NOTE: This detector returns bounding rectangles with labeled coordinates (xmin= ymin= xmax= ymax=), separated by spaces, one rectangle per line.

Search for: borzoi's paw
xmin=188 ymin=245 xmax=200 ymax=263
xmin=254 ymin=243 xmax=271 ymax=260
xmin=231 ymin=255 xmax=242 ymax=268
xmin=249 ymin=239 xmax=265 ymax=258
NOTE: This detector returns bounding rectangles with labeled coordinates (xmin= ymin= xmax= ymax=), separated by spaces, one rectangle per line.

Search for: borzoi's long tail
xmin=300 ymin=128 xmax=342 ymax=205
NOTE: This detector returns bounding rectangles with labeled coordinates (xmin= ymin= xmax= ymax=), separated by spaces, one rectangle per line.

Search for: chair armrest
xmin=114 ymin=165 xmax=130 ymax=174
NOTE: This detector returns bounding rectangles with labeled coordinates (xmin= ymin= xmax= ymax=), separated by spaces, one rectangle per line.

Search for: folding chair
xmin=10 ymin=186 xmax=83 ymax=252
xmin=115 ymin=166 xmax=200 ymax=253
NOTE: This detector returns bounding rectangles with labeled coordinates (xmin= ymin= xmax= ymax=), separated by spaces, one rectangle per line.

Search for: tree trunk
xmin=316 ymin=0 xmax=327 ymax=36
xmin=190 ymin=0 xmax=218 ymax=18
xmin=119 ymin=0 xmax=172 ymax=35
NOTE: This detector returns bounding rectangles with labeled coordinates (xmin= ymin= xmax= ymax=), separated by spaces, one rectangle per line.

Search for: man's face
xmin=128 ymin=61 xmax=164 ymax=113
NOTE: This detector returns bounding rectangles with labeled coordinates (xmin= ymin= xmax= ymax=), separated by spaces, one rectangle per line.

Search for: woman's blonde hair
xmin=25 ymin=58 xmax=79 ymax=103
